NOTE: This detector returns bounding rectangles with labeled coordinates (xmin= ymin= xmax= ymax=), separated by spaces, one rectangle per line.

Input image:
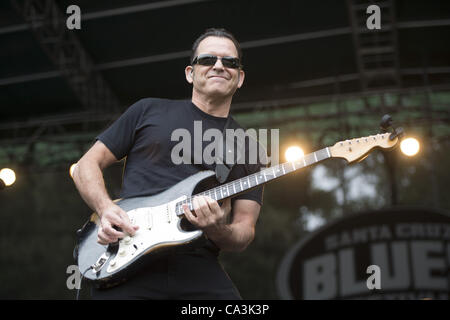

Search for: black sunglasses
xmin=192 ymin=54 xmax=242 ymax=69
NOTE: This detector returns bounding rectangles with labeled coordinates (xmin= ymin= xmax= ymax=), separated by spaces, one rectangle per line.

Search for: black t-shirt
xmin=97 ymin=98 xmax=264 ymax=206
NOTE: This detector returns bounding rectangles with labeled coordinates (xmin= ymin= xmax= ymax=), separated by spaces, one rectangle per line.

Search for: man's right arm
xmin=73 ymin=140 xmax=138 ymax=244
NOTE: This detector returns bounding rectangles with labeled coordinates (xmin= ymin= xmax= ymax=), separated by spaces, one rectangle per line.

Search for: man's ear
xmin=185 ymin=65 xmax=194 ymax=84
xmin=237 ymin=69 xmax=245 ymax=88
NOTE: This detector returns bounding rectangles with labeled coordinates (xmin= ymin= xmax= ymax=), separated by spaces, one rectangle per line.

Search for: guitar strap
xmin=215 ymin=115 xmax=245 ymax=183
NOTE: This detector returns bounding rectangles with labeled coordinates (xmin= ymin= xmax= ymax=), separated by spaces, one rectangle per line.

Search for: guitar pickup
xmin=147 ymin=209 xmax=153 ymax=230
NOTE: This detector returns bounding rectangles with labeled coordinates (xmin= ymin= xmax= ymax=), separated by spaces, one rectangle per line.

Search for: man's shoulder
xmin=227 ymin=116 xmax=258 ymax=141
xmin=136 ymin=97 xmax=190 ymax=109
xmin=228 ymin=115 xmax=245 ymax=130
xmin=123 ymin=97 xmax=190 ymax=120
xmin=227 ymin=115 xmax=268 ymax=167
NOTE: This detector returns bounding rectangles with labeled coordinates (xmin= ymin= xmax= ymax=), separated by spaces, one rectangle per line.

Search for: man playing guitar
xmin=73 ymin=28 xmax=264 ymax=299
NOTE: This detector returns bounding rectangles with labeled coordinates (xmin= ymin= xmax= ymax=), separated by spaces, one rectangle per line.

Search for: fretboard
xmin=175 ymin=147 xmax=331 ymax=215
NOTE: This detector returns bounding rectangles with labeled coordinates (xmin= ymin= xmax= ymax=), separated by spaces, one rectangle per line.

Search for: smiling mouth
xmin=208 ymin=75 xmax=228 ymax=80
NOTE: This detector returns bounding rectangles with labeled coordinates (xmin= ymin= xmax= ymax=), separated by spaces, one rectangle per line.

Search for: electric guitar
xmin=75 ymin=126 xmax=403 ymax=288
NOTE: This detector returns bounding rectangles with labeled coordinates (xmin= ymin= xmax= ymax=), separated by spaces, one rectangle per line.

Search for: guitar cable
xmin=76 ymin=266 xmax=93 ymax=300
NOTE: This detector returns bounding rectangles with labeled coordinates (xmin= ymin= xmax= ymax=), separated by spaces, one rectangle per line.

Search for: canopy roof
xmin=0 ymin=0 xmax=449 ymax=168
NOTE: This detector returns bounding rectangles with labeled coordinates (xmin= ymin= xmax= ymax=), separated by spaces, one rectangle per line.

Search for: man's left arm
xmin=183 ymin=197 xmax=260 ymax=252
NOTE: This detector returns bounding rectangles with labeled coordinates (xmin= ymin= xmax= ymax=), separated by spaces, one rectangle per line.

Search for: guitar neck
xmin=175 ymin=147 xmax=331 ymax=215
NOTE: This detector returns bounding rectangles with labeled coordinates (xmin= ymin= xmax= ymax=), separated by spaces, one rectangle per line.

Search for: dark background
xmin=0 ymin=0 xmax=449 ymax=299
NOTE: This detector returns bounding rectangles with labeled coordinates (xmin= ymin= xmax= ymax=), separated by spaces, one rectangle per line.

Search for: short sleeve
xmin=96 ymin=99 xmax=145 ymax=160
xmin=230 ymin=133 xmax=267 ymax=206
xmin=232 ymin=162 xmax=265 ymax=206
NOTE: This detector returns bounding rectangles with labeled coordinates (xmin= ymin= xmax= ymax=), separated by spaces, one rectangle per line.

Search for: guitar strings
xmin=175 ymin=147 xmax=333 ymax=215
xmin=174 ymin=161 xmax=302 ymax=215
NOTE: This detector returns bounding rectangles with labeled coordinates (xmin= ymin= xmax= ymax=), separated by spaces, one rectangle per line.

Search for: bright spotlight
xmin=400 ymin=138 xmax=420 ymax=157
xmin=69 ymin=163 xmax=78 ymax=178
xmin=0 ymin=168 xmax=16 ymax=186
xmin=285 ymin=146 xmax=304 ymax=162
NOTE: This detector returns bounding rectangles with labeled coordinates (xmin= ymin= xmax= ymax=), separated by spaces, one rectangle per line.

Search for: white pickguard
xmin=105 ymin=196 xmax=202 ymax=273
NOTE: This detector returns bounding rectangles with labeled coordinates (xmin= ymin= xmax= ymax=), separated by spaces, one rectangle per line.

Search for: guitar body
xmin=76 ymin=170 xmax=217 ymax=288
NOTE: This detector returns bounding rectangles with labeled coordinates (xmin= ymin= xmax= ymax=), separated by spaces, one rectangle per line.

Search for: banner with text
xmin=277 ymin=207 xmax=450 ymax=300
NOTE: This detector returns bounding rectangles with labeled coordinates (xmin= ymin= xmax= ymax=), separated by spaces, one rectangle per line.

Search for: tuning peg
xmin=390 ymin=127 xmax=405 ymax=141
xmin=380 ymin=114 xmax=393 ymax=132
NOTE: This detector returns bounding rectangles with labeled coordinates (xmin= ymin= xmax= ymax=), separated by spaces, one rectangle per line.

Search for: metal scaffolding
xmin=11 ymin=0 xmax=121 ymax=113
xmin=347 ymin=0 xmax=402 ymax=91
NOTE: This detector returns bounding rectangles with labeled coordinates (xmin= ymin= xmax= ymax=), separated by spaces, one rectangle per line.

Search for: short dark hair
xmin=190 ymin=28 xmax=242 ymax=65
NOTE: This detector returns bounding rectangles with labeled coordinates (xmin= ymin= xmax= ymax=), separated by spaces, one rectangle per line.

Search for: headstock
xmin=329 ymin=114 xmax=404 ymax=163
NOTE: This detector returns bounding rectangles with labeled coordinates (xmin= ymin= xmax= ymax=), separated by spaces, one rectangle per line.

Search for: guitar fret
xmin=185 ymin=198 xmax=192 ymax=212
xmin=249 ymin=175 xmax=256 ymax=187
xmin=276 ymin=165 xmax=282 ymax=176
xmin=266 ymin=168 xmax=274 ymax=180
xmin=236 ymin=180 xmax=242 ymax=192
xmin=256 ymin=173 xmax=265 ymax=184
xmin=284 ymin=162 xmax=294 ymax=173
xmin=304 ymin=153 xmax=315 ymax=166
xmin=316 ymin=148 xmax=330 ymax=161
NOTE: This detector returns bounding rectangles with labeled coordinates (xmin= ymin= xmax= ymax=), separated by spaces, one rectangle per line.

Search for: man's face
xmin=186 ymin=36 xmax=245 ymax=99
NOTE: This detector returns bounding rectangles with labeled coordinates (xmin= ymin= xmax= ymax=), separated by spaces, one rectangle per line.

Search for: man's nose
xmin=213 ymin=57 xmax=224 ymax=70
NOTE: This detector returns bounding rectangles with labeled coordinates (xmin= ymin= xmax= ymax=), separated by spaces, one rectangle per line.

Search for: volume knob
xmin=118 ymin=248 xmax=126 ymax=256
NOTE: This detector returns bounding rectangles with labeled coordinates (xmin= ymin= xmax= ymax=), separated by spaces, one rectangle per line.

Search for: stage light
xmin=285 ymin=146 xmax=304 ymax=162
xmin=0 ymin=168 xmax=16 ymax=187
xmin=69 ymin=163 xmax=78 ymax=178
xmin=400 ymin=138 xmax=420 ymax=157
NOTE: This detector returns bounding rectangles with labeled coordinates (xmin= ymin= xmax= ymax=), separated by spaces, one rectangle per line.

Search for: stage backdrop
xmin=277 ymin=207 xmax=450 ymax=300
